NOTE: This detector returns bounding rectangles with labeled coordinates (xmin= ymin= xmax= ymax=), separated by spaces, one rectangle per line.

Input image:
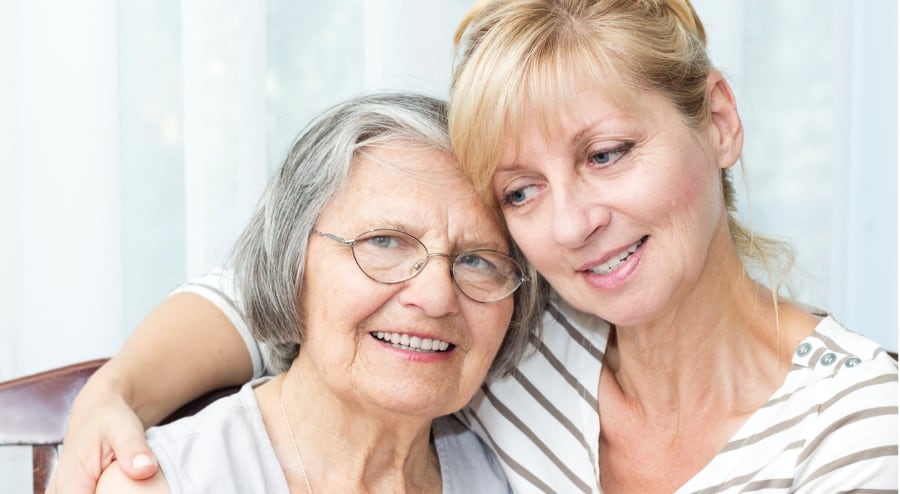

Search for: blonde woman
xmin=447 ymin=1 xmax=897 ymax=491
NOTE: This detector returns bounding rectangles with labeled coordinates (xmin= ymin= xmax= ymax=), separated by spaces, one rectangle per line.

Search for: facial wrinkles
xmin=377 ymin=153 xmax=506 ymax=255
xmin=497 ymin=80 xmax=728 ymax=324
xmin=303 ymin=149 xmax=510 ymax=415
xmin=497 ymin=88 xmax=643 ymax=195
xmin=357 ymin=152 xmax=510 ymax=311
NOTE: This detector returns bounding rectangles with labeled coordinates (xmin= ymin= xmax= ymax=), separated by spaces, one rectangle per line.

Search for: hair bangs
xmin=513 ymin=29 xmax=628 ymax=147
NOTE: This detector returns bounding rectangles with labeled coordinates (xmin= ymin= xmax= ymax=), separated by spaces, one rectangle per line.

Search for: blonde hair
xmin=450 ymin=0 xmax=794 ymax=296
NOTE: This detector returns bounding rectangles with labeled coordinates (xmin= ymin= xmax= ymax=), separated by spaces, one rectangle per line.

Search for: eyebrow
xmin=569 ymin=115 xmax=638 ymax=146
xmin=361 ymin=222 xmax=507 ymax=252
xmin=495 ymin=115 xmax=637 ymax=173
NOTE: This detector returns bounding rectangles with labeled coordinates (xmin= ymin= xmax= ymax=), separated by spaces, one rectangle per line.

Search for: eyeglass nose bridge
xmin=411 ymin=252 xmax=455 ymax=274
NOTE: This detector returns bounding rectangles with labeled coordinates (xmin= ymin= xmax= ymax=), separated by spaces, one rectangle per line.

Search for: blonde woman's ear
xmin=706 ymin=72 xmax=744 ymax=170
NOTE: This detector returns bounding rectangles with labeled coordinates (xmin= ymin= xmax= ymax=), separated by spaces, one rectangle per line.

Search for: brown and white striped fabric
xmin=458 ymin=292 xmax=899 ymax=493
xmin=186 ymin=271 xmax=897 ymax=492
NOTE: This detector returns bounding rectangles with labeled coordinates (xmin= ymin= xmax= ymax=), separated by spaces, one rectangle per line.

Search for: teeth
xmin=373 ymin=331 xmax=451 ymax=352
xmin=589 ymin=238 xmax=644 ymax=275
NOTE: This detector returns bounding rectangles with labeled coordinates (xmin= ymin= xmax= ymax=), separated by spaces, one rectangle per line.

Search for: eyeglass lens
xmin=348 ymin=229 xmax=523 ymax=303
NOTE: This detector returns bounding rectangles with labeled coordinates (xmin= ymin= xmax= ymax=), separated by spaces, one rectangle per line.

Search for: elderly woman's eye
xmin=458 ymin=253 xmax=493 ymax=270
xmin=359 ymin=232 xmax=423 ymax=256
xmin=367 ymin=235 xmax=397 ymax=249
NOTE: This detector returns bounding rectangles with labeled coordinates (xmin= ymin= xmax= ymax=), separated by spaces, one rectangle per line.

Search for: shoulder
xmin=96 ymin=461 xmax=171 ymax=494
xmin=790 ymin=315 xmax=897 ymax=383
xmin=784 ymin=317 xmax=897 ymax=487
xmin=147 ymin=380 xmax=252 ymax=446
xmin=788 ymin=316 xmax=897 ymax=410
xmin=146 ymin=378 xmax=286 ymax=492
xmin=169 ymin=267 xmax=237 ymax=307
xmin=432 ymin=415 xmax=511 ymax=493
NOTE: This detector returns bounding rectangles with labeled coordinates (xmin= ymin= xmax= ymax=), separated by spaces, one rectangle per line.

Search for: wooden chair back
xmin=0 ymin=359 xmax=238 ymax=494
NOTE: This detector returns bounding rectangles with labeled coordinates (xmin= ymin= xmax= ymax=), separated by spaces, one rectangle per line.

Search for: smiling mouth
xmin=371 ymin=331 xmax=453 ymax=353
xmin=588 ymin=236 xmax=647 ymax=275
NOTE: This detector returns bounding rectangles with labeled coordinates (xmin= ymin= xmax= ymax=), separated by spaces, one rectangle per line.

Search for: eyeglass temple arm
xmin=312 ymin=230 xmax=351 ymax=245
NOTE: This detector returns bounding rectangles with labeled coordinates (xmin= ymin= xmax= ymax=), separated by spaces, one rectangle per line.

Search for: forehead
xmin=322 ymin=145 xmax=508 ymax=245
xmin=505 ymin=72 xmax=656 ymax=152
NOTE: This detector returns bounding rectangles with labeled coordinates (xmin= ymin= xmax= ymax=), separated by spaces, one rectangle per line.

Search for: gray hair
xmin=229 ymin=92 xmax=546 ymax=378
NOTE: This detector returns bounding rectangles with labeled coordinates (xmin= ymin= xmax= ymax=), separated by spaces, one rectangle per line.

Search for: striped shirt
xmin=459 ymin=292 xmax=899 ymax=493
xmin=179 ymin=272 xmax=898 ymax=493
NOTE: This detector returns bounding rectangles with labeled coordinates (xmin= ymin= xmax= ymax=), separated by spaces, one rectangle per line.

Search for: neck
xmin=603 ymin=238 xmax=795 ymax=415
xmin=258 ymin=369 xmax=437 ymax=493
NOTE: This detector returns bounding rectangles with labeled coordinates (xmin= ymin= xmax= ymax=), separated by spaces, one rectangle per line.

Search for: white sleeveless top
xmin=147 ymin=378 xmax=511 ymax=493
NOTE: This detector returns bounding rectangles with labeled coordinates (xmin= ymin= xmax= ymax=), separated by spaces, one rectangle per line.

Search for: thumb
xmin=107 ymin=427 xmax=158 ymax=480
xmin=119 ymin=451 xmax=158 ymax=480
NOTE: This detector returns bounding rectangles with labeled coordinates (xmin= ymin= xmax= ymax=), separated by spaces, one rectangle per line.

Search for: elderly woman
xmin=93 ymin=92 xmax=540 ymax=493
xmin=52 ymin=2 xmax=897 ymax=494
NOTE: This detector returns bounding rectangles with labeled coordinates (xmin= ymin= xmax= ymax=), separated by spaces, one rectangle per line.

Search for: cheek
xmin=301 ymin=262 xmax=387 ymax=340
xmin=660 ymin=168 xmax=723 ymax=230
xmin=468 ymin=300 xmax=514 ymax=357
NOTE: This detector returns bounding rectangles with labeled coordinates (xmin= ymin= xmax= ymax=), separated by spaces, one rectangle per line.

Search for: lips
xmin=371 ymin=331 xmax=452 ymax=352
xmin=587 ymin=236 xmax=646 ymax=275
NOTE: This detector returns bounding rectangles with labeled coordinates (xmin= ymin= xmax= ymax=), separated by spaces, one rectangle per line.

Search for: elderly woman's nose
xmin=400 ymin=256 xmax=461 ymax=317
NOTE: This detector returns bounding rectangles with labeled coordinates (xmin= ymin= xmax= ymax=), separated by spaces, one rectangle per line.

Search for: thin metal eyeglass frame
xmin=312 ymin=228 xmax=527 ymax=303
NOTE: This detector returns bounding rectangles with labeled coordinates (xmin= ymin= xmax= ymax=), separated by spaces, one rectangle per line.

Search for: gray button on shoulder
xmin=796 ymin=342 xmax=812 ymax=357
xmin=820 ymin=352 xmax=837 ymax=366
xmin=845 ymin=357 xmax=862 ymax=368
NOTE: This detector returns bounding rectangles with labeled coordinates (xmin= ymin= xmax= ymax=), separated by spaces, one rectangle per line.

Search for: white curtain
xmin=692 ymin=0 xmax=897 ymax=349
xmin=1 ymin=0 xmax=896 ymax=379
xmin=0 ymin=0 xmax=896 ymax=489
xmin=1 ymin=0 xmax=896 ymax=377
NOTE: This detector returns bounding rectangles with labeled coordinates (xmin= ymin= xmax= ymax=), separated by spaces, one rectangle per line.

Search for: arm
xmin=96 ymin=291 xmax=254 ymax=425
xmin=47 ymin=290 xmax=256 ymax=494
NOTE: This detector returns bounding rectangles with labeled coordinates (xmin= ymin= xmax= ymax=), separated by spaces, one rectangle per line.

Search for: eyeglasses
xmin=313 ymin=228 xmax=527 ymax=303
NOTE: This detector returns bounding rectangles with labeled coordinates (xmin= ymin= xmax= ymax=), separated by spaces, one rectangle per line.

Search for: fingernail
xmin=132 ymin=454 xmax=154 ymax=469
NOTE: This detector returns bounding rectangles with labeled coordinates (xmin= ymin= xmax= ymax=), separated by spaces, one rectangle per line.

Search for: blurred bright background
xmin=0 ymin=1 xmax=896 ymax=488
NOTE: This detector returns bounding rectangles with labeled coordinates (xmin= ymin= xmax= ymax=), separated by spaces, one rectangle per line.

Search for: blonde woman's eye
xmin=589 ymin=142 xmax=634 ymax=167
xmin=590 ymin=151 xmax=616 ymax=164
xmin=501 ymin=184 xmax=538 ymax=206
